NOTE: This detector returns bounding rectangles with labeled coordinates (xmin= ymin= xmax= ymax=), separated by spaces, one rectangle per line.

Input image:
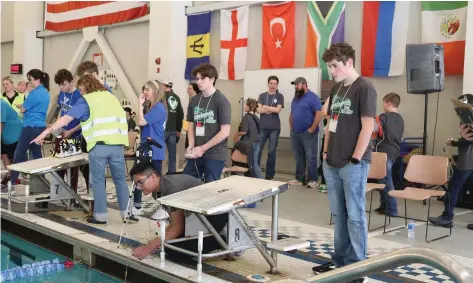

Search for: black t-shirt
xmin=327 ymin=77 xmax=377 ymax=168
xmin=376 ymin=112 xmax=404 ymax=161
xmin=165 ymin=91 xmax=184 ymax=133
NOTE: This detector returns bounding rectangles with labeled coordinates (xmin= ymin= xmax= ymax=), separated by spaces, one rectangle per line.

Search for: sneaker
xmin=428 ymin=215 xmax=453 ymax=228
xmin=87 ymin=218 xmax=106 ymax=225
xmin=467 ymin=224 xmax=473 ymax=230
xmin=317 ymin=184 xmax=327 ymax=193
xmin=348 ymin=277 xmax=368 ymax=283
xmin=151 ymin=207 xmax=169 ymax=221
xmin=288 ymin=180 xmax=303 ymax=186
xmin=312 ymin=262 xmax=336 ymax=274
xmin=265 ymin=176 xmax=273 ymax=180
xmin=132 ymin=206 xmax=143 ymax=216
xmin=123 ymin=215 xmax=139 ymax=223
xmin=307 ymin=181 xmax=317 ymax=188
xmin=374 ymin=206 xmax=386 ymax=214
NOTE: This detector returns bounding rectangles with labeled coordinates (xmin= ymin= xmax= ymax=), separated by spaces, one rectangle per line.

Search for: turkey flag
xmin=261 ymin=1 xmax=295 ymax=69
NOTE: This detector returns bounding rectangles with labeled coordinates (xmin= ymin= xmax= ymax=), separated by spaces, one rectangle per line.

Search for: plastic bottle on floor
xmin=407 ymin=220 xmax=416 ymax=242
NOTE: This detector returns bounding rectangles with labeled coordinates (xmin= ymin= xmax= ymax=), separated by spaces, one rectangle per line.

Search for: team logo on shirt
xmin=330 ymin=94 xmax=353 ymax=115
xmin=168 ymin=96 xmax=178 ymax=113
xmin=194 ymin=106 xmax=216 ymax=123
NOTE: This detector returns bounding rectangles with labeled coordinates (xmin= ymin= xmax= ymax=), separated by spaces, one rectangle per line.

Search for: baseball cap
xmin=162 ymin=78 xmax=173 ymax=87
xmin=291 ymin=77 xmax=307 ymax=85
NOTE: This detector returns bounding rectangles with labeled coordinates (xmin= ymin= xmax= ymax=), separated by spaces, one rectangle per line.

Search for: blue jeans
xmin=379 ymin=159 xmax=398 ymax=216
xmin=133 ymin=160 xmax=162 ymax=207
xmin=10 ymin=127 xmax=46 ymax=184
xmin=442 ymin=169 xmax=473 ymax=219
xmin=290 ymin=131 xmax=318 ymax=182
xmin=258 ymin=129 xmax=280 ymax=179
xmin=251 ymin=142 xmax=264 ymax=179
xmin=165 ymin=131 xmax=177 ymax=173
xmin=324 ymin=160 xmax=369 ymax=266
xmin=183 ymin=158 xmax=225 ymax=183
xmin=89 ymin=145 xmax=129 ymax=222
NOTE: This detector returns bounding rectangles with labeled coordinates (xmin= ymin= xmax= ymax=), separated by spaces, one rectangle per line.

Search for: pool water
xmin=1 ymin=232 xmax=121 ymax=283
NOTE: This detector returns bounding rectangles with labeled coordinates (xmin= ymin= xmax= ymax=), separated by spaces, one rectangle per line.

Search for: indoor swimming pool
xmin=1 ymin=232 xmax=121 ymax=283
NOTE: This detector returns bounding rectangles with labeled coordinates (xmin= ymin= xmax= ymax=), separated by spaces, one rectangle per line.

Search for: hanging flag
xmin=361 ymin=1 xmax=410 ymax=77
xmin=305 ymin=1 xmax=345 ymax=80
xmin=45 ymin=1 xmax=148 ymax=32
xmin=261 ymin=2 xmax=295 ymax=69
xmin=220 ymin=6 xmax=249 ymax=81
xmin=185 ymin=12 xmax=211 ymax=80
xmin=422 ymin=1 xmax=467 ymax=75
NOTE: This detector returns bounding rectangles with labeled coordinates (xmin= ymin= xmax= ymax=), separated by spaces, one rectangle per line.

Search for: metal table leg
xmin=271 ymin=194 xmax=279 ymax=274
xmin=66 ymin=168 xmax=72 ymax=210
xmin=50 ymin=171 xmax=90 ymax=214
xmin=230 ymin=209 xmax=276 ymax=270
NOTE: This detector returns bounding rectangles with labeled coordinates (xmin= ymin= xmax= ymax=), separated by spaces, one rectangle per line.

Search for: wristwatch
xmin=350 ymin=157 xmax=360 ymax=164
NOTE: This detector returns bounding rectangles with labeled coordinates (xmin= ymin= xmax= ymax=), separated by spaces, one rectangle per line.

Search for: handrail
xmin=310 ymin=247 xmax=473 ymax=283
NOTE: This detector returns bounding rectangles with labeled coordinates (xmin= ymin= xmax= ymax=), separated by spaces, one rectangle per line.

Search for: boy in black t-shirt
xmin=313 ymin=43 xmax=377 ymax=283
xmin=373 ymin=93 xmax=404 ymax=217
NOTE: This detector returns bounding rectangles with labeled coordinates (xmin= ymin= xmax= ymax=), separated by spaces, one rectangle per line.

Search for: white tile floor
xmin=2 ymin=151 xmax=473 ymax=282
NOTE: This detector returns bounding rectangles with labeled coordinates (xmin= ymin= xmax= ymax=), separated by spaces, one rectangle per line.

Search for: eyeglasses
xmin=135 ymin=173 xmax=152 ymax=188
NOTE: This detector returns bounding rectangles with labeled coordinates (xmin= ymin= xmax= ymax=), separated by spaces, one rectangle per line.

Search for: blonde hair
xmin=2 ymin=76 xmax=13 ymax=84
xmin=143 ymin=80 xmax=167 ymax=110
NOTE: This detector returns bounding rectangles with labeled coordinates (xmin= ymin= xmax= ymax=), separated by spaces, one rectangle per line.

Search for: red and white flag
xmin=45 ymin=1 xmax=148 ymax=32
xmin=219 ymin=6 xmax=249 ymax=81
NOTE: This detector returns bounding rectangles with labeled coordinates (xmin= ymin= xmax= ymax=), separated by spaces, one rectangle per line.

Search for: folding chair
xmin=328 ymin=152 xmax=391 ymax=231
xmin=365 ymin=152 xmax=392 ymax=231
xmin=222 ymin=149 xmax=249 ymax=178
xmin=383 ymin=155 xmax=451 ymax=243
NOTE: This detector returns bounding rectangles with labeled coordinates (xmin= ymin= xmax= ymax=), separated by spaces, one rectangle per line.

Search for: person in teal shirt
xmin=1 ymin=100 xmax=23 ymax=188
xmin=9 ymin=69 xmax=51 ymax=185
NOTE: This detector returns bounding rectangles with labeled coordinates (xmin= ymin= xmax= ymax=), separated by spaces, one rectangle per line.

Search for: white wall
xmin=1 ymin=1 xmax=14 ymax=43
xmin=205 ymin=1 xmax=462 ymax=156
xmin=1 ymin=43 xmax=13 ymax=79
xmin=43 ymin=23 xmax=149 ymax=108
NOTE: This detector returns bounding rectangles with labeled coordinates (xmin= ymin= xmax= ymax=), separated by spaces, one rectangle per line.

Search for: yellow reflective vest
xmin=81 ymin=91 xmax=129 ymax=151
xmin=2 ymin=91 xmax=25 ymax=117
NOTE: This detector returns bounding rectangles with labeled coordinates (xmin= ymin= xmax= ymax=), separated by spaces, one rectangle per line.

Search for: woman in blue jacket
xmin=10 ymin=69 xmax=50 ymax=185
xmin=129 ymin=80 xmax=167 ymax=220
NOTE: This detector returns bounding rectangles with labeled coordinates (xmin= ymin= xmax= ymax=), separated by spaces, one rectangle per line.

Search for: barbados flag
xmin=361 ymin=2 xmax=410 ymax=77
xmin=185 ymin=12 xmax=211 ymax=80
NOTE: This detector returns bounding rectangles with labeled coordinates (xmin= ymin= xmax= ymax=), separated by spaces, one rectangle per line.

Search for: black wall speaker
xmin=406 ymin=44 xmax=444 ymax=94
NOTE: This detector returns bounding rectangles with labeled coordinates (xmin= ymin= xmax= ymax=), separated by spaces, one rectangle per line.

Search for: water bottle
xmin=408 ymin=220 xmax=416 ymax=241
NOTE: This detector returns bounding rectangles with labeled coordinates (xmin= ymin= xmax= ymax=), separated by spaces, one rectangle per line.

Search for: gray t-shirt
xmin=327 ymin=77 xmax=377 ymax=168
xmin=258 ymin=92 xmax=284 ymax=130
xmin=187 ymin=90 xmax=231 ymax=161
xmin=376 ymin=112 xmax=404 ymax=161
xmin=160 ymin=174 xmax=204 ymax=212
xmin=240 ymin=113 xmax=260 ymax=142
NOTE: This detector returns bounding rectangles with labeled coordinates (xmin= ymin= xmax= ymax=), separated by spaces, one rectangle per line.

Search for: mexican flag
xmin=422 ymin=1 xmax=467 ymax=75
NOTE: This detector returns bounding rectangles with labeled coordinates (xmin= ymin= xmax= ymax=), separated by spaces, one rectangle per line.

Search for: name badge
xmin=196 ymin=122 xmax=205 ymax=137
xmin=329 ymin=115 xmax=339 ymax=133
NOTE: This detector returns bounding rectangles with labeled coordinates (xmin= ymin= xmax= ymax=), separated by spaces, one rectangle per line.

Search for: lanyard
xmin=265 ymin=92 xmax=275 ymax=107
xmin=62 ymin=91 xmax=75 ymax=109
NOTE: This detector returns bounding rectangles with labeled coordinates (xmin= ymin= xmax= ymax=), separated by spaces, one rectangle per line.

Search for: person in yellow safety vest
xmin=31 ymin=74 xmax=131 ymax=225
xmin=2 ymin=76 xmax=25 ymax=117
